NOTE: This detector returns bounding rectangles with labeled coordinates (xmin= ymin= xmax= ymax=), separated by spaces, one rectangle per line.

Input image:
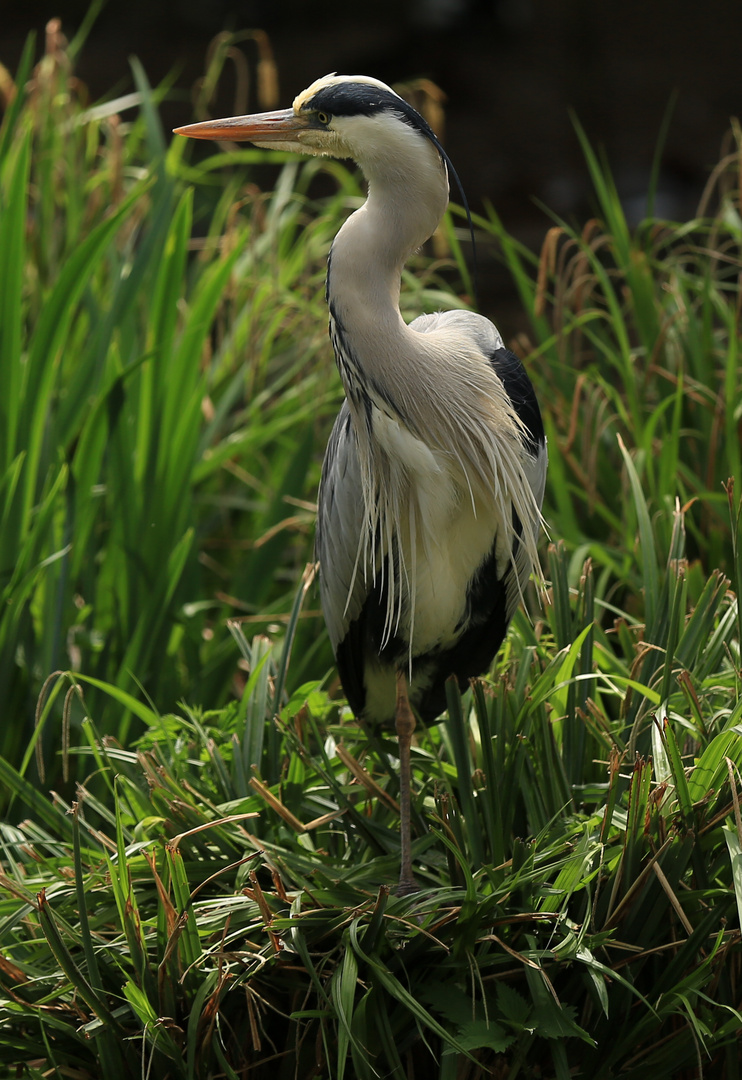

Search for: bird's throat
xmin=326 ymin=163 xmax=447 ymax=383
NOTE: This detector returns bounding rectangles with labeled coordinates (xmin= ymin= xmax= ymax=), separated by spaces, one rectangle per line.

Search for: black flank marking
xmin=489 ymin=346 xmax=545 ymax=456
xmin=334 ymin=619 xmax=368 ymax=718
xmin=335 ymin=547 xmax=408 ymax=719
xmin=336 ymin=531 xmax=514 ymax=729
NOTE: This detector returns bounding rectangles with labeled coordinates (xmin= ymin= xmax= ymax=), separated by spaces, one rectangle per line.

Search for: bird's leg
xmin=395 ymin=669 xmax=418 ymax=896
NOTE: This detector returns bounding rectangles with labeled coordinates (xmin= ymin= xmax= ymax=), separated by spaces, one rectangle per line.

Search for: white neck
xmin=326 ymin=131 xmax=448 ymax=378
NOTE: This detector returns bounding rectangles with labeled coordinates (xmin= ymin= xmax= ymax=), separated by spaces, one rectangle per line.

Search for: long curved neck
xmin=326 ymin=140 xmax=448 ymax=380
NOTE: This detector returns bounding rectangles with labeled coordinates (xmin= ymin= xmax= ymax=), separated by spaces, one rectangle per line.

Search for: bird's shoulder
xmin=410 ymin=309 xmax=545 ymax=454
xmin=410 ymin=308 xmax=504 ymax=355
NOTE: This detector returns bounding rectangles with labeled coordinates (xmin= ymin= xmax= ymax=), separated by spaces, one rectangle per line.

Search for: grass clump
xmin=1 ymin=21 xmax=742 ymax=1080
xmin=0 ymin=24 xmax=344 ymax=771
xmin=1 ymin=500 xmax=741 ymax=1078
xmin=485 ymin=117 xmax=742 ymax=580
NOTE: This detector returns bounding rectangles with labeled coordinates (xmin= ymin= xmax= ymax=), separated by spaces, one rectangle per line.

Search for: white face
xmin=287 ymin=74 xmax=430 ymax=166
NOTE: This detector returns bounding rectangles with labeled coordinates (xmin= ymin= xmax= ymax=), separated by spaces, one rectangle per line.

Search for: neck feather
xmin=326 ymin=137 xmax=448 ymax=368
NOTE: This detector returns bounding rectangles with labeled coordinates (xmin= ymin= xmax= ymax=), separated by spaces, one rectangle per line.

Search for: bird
xmin=175 ymin=74 xmax=547 ymax=895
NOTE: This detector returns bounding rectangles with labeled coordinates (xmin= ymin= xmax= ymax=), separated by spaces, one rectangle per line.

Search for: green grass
xmin=1 ymin=503 xmax=741 ymax=1078
xmin=1 ymin=23 xmax=741 ymax=1080
xmin=481 ymin=115 xmax=742 ymax=579
xmin=0 ymin=32 xmax=339 ymax=769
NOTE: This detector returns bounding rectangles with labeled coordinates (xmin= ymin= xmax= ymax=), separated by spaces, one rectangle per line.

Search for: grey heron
xmin=175 ymin=74 xmax=547 ymax=894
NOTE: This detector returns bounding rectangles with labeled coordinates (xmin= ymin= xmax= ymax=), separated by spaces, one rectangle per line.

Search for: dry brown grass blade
xmin=169 ymin=812 xmax=260 ymax=849
xmin=652 ymin=861 xmax=695 ymax=936
xmin=335 ymin=743 xmax=400 ymax=813
xmin=246 ymin=870 xmax=281 ymax=954
xmin=249 ymin=776 xmax=307 ymax=832
xmin=485 ymin=932 xmax=562 ymax=1005
xmin=535 ymin=226 xmax=562 ymax=317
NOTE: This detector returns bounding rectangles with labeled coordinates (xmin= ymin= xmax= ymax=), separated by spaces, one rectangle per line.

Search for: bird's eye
xmin=316 ymin=111 xmax=331 ymax=126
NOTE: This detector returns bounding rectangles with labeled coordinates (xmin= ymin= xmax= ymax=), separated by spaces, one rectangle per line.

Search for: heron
xmin=175 ymin=74 xmax=547 ymax=894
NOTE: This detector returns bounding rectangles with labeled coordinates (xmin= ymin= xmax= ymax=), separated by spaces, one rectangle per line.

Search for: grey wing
xmin=315 ymin=402 xmax=367 ymax=654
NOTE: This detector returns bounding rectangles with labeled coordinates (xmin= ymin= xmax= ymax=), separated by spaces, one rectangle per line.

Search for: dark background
xmin=2 ymin=1 xmax=741 ymax=317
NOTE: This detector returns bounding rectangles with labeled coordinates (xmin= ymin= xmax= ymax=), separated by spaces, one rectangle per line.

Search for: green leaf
xmin=722 ymin=825 xmax=742 ymax=938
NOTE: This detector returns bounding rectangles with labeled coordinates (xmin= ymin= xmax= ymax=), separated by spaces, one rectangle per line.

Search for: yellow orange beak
xmin=173 ymin=108 xmax=309 ymax=145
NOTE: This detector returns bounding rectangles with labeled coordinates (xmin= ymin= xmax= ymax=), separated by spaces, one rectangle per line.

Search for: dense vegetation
xmin=0 ymin=23 xmax=741 ymax=1080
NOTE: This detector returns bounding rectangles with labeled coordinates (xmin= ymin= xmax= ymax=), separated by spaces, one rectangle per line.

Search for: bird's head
xmin=174 ymin=73 xmax=445 ymax=178
xmin=175 ymin=73 xmax=478 ymax=284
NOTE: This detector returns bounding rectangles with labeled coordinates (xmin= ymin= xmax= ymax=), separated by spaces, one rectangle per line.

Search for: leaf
xmin=453 ymin=1019 xmax=512 ymax=1053
xmin=421 ymin=983 xmax=478 ymax=1028
xmin=550 ymin=623 xmax=594 ymax=718
xmin=688 ymin=730 xmax=742 ymax=807
xmin=722 ymin=824 xmax=742 ymax=932
xmin=330 ymin=943 xmax=364 ymax=1078
xmin=618 ymin=434 xmax=658 ymax=632
xmin=496 ymin=982 xmax=532 ymax=1027
xmin=349 ymin=924 xmax=473 ymax=1060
